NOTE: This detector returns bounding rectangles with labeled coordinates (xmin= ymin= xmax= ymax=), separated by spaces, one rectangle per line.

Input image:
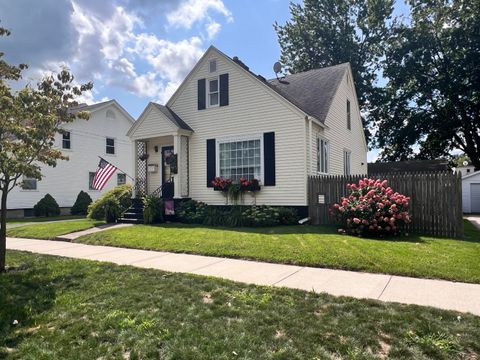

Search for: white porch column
xmin=132 ymin=140 xmax=137 ymax=198
xmin=173 ymin=134 xmax=181 ymax=198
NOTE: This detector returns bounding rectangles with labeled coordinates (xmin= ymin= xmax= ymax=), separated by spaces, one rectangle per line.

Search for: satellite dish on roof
xmin=273 ymin=61 xmax=282 ymax=75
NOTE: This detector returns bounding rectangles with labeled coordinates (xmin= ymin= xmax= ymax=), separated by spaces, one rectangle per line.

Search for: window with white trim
xmin=21 ymin=177 xmax=37 ymax=190
xmin=317 ymin=137 xmax=329 ymax=174
xmin=106 ymin=137 xmax=115 ymax=154
xmin=209 ymin=59 xmax=217 ymax=73
xmin=62 ymin=131 xmax=71 ymax=149
xmin=208 ymin=78 xmax=219 ymax=107
xmin=217 ymin=136 xmax=262 ymax=182
xmin=117 ymin=173 xmax=126 ymax=185
xmin=89 ymin=172 xmax=96 ymax=190
xmin=344 ymin=150 xmax=351 ymax=175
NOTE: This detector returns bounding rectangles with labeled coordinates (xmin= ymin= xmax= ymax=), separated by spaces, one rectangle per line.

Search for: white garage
xmin=462 ymin=171 xmax=480 ymax=213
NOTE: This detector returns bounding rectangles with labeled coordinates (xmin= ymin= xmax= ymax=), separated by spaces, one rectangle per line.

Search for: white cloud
xmin=206 ymin=21 xmax=221 ymax=39
xmin=167 ymin=0 xmax=232 ymax=28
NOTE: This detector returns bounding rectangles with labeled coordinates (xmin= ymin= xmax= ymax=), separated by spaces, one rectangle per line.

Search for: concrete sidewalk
xmin=7 ymin=237 xmax=480 ymax=316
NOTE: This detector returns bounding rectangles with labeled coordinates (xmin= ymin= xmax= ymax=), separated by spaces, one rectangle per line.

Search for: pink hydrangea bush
xmin=332 ymin=178 xmax=411 ymax=236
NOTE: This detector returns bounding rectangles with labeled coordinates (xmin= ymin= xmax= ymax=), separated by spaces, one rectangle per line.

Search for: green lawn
xmin=1 ymin=251 xmax=479 ymax=359
xmin=6 ymin=219 xmax=104 ymax=239
xmin=74 ymin=220 xmax=480 ymax=284
xmin=6 ymin=215 xmax=84 ymax=224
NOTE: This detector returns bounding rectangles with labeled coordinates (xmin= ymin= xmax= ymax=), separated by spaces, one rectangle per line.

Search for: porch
xmin=132 ymin=134 xmax=190 ymax=199
xmin=126 ymin=102 xmax=193 ymax=200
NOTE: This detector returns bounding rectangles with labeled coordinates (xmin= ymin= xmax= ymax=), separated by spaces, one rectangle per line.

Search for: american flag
xmin=92 ymin=158 xmax=117 ymax=190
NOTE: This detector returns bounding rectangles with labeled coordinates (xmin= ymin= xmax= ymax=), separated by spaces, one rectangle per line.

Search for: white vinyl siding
xmin=7 ymin=104 xmax=133 ymax=210
xmin=168 ymin=49 xmax=307 ymax=206
xmin=307 ymin=70 xmax=367 ymax=176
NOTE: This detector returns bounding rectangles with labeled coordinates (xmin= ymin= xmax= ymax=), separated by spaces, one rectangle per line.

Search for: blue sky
xmin=1 ymin=0 xmax=409 ymax=161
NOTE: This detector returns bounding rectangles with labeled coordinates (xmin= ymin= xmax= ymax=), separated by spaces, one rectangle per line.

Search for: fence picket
xmin=307 ymin=171 xmax=463 ymax=238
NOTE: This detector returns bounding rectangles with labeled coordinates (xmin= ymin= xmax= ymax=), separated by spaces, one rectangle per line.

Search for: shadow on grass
xmin=0 ymin=255 xmax=85 ymax=354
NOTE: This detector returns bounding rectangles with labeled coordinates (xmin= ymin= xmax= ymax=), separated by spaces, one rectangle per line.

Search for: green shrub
xmin=104 ymin=198 xmax=121 ymax=223
xmin=70 ymin=191 xmax=92 ymax=215
xmin=143 ymin=196 xmax=164 ymax=224
xmin=33 ymin=194 xmax=61 ymax=217
xmin=176 ymin=200 xmax=207 ymax=224
xmin=276 ymin=207 xmax=299 ymax=225
xmin=242 ymin=206 xmax=280 ymax=227
xmin=88 ymin=184 xmax=132 ymax=220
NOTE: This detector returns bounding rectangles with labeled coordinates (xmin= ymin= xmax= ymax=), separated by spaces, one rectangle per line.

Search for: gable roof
xmin=267 ymin=63 xmax=349 ymax=123
xmin=69 ymin=99 xmax=135 ymax=123
xmin=368 ymin=160 xmax=451 ymax=174
xmin=152 ymin=103 xmax=193 ymax=131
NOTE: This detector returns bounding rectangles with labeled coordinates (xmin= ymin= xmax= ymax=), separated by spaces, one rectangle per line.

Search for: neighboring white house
xmin=462 ymin=171 xmax=480 ymax=213
xmin=127 ymin=46 xmax=367 ymax=214
xmin=7 ymin=100 xmax=134 ymax=218
xmin=456 ymin=164 xmax=476 ymax=177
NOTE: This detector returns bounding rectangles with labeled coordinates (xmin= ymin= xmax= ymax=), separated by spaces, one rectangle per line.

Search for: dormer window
xmin=208 ymin=78 xmax=219 ymax=107
xmin=209 ymin=59 xmax=217 ymax=73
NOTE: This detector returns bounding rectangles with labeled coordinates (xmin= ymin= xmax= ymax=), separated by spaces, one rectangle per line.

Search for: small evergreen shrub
xmin=332 ymin=178 xmax=411 ymax=237
xmin=33 ymin=194 xmax=60 ymax=217
xmin=70 ymin=191 xmax=92 ymax=215
xmin=143 ymin=196 xmax=164 ymax=224
xmin=88 ymin=184 xmax=132 ymax=220
xmin=276 ymin=207 xmax=299 ymax=225
xmin=104 ymin=198 xmax=121 ymax=223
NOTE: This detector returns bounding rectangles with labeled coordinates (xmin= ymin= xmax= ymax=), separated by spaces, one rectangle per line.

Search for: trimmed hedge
xmin=70 ymin=191 xmax=92 ymax=215
xmin=33 ymin=194 xmax=60 ymax=217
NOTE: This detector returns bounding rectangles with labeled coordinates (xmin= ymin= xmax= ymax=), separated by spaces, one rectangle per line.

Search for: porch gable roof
xmin=127 ymin=102 xmax=193 ymax=139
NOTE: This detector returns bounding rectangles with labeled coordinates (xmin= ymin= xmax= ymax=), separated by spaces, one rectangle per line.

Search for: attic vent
xmin=232 ymin=56 xmax=249 ymax=71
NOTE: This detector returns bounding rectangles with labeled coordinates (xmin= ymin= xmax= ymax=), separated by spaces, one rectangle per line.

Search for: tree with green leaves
xmin=274 ymin=0 xmax=394 ymax=130
xmin=0 ymin=26 xmax=92 ymax=271
xmin=375 ymin=0 xmax=480 ymax=169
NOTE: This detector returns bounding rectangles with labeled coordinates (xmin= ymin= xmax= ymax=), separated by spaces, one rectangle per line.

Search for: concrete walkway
xmin=465 ymin=215 xmax=480 ymax=230
xmin=6 ymin=237 xmax=480 ymax=316
xmin=55 ymin=223 xmax=132 ymax=241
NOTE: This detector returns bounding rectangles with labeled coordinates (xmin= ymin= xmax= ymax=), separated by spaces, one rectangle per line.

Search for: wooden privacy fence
xmin=308 ymin=171 xmax=464 ymax=238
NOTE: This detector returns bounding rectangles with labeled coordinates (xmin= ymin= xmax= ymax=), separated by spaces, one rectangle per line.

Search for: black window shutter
xmin=219 ymin=73 xmax=229 ymax=106
xmin=206 ymin=139 xmax=216 ymax=187
xmin=198 ymin=78 xmax=206 ymax=110
xmin=263 ymin=132 xmax=275 ymax=186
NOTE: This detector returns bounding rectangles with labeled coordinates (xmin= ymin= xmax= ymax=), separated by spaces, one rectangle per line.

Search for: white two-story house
xmin=7 ymin=100 xmax=134 ymax=218
xmin=127 ymin=46 xmax=367 ymax=215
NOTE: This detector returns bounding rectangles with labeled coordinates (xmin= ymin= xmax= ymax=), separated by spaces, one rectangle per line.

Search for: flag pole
xmin=98 ymin=156 xmax=135 ymax=181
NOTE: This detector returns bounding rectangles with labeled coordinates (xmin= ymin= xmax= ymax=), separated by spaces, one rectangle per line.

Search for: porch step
xmin=118 ymin=217 xmax=144 ymax=224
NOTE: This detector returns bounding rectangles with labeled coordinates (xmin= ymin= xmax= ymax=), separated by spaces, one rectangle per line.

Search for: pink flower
xmin=353 ymin=218 xmax=361 ymax=224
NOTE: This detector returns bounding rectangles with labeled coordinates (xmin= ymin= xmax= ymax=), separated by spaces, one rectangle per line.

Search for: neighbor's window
xmin=208 ymin=78 xmax=219 ymax=107
xmin=89 ymin=172 xmax=96 ymax=190
xmin=209 ymin=59 xmax=217 ymax=73
xmin=218 ymin=137 xmax=262 ymax=182
xmin=117 ymin=173 xmax=126 ymax=185
xmin=317 ymin=137 xmax=329 ymax=174
xmin=344 ymin=150 xmax=351 ymax=175
xmin=347 ymin=99 xmax=351 ymax=130
xmin=21 ymin=177 xmax=37 ymax=190
xmin=62 ymin=131 xmax=71 ymax=149
xmin=106 ymin=137 xmax=115 ymax=154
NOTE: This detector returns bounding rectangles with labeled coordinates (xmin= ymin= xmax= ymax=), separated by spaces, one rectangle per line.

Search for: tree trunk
xmin=0 ymin=188 xmax=7 ymax=272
